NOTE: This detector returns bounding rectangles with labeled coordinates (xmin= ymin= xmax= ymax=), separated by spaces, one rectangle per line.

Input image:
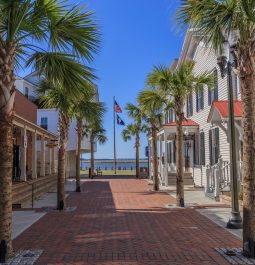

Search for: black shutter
xmin=200 ymin=132 xmax=205 ymax=166
xmin=193 ymin=136 xmax=196 ymax=165
xmin=196 ymin=89 xmax=199 ymax=112
xmin=209 ymin=130 xmax=213 ymax=165
xmin=201 ymin=89 xmax=204 ymax=110
xmin=186 ymin=97 xmax=189 ymax=117
xmin=208 ymin=87 xmax=211 ymax=105
xmin=214 ymin=69 xmax=218 ymax=100
xmin=173 ymin=141 xmax=176 ymax=163
xmin=214 ymin=128 xmax=220 ymax=163
xmin=190 ymin=95 xmax=193 ymax=116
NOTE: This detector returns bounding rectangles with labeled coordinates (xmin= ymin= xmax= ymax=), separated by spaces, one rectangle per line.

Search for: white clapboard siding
xmin=183 ymin=42 xmax=231 ymax=186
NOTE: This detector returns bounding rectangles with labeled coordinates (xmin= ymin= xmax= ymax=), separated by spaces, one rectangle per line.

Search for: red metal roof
xmin=163 ymin=119 xmax=199 ymax=127
xmin=213 ymin=100 xmax=242 ymax=118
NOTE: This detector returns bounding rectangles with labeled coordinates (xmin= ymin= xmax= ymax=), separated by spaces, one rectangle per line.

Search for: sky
xmin=84 ymin=0 xmax=186 ymax=159
xmin=21 ymin=0 xmax=186 ymax=159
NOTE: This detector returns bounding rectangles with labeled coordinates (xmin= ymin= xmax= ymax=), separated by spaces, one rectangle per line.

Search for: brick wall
xmin=14 ymin=90 xmax=37 ymax=124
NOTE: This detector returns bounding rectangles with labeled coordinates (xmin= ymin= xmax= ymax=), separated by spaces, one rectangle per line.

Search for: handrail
xmin=15 ymin=180 xmax=36 ymax=208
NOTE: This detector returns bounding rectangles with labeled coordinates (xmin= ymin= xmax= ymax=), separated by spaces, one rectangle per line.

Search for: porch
xmin=149 ymin=119 xmax=199 ymax=187
xmin=13 ymin=114 xmax=58 ymax=182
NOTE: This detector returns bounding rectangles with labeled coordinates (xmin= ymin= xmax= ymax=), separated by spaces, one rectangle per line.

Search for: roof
xmin=207 ymin=100 xmax=242 ymax=123
xmin=163 ymin=119 xmax=199 ymax=127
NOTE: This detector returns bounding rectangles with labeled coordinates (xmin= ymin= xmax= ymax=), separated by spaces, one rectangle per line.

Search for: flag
xmin=116 ymin=114 xmax=125 ymax=125
xmin=114 ymin=100 xmax=122 ymax=113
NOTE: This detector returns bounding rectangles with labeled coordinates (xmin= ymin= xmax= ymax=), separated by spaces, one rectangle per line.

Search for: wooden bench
xmin=96 ymin=169 xmax=102 ymax=176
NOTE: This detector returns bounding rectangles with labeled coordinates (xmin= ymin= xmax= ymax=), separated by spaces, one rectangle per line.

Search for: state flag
xmin=116 ymin=114 xmax=125 ymax=125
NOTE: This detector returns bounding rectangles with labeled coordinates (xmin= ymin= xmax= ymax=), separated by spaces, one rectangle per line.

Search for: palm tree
xmin=0 ymin=1 xmax=99 ymax=254
xmin=123 ymin=103 xmax=149 ymax=178
xmin=122 ymin=124 xmax=148 ymax=179
xmin=39 ymin=79 xmax=85 ymax=210
xmin=138 ymin=90 xmax=166 ymax=191
xmin=73 ymin=89 xmax=105 ymax=191
xmin=177 ymin=0 xmax=255 ymax=255
xmin=147 ymin=62 xmax=213 ymax=207
xmin=84 ymin=121 xmax=107 ymax=178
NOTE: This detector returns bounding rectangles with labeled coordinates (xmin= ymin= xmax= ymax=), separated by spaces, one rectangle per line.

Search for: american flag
xmin=114 ymin=100 xmax=122 ymax=113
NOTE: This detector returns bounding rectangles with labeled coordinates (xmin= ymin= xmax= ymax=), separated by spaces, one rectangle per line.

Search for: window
xmin=25 ymin=87 xmax=29 ymax=98
xmin=40 ymin=117 xmax=48 ymax=130
xmin=208 ymin=69 xmax=218 ymax=105
xmin=186 ymin=94 xmax=193 ymax=117
xmin=165 ymin=109 xmax=175 ymax=123
xmin=200 ymin=132 xmax=205 ymax=166
xmin=196 ymin=85 xmax=204 ymax=112
xmin=209 ymin=127 xmax=220 ymax=165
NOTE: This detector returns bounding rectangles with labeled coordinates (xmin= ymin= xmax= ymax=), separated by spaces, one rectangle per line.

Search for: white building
xmin=149 ymin=29 xmax=242 ymax=200
xmin=15 ymin=71 xmax=97 ymax=178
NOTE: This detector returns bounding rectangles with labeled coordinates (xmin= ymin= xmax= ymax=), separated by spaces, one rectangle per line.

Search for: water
xmin=81 ymin=160 xmax=148 ymax=171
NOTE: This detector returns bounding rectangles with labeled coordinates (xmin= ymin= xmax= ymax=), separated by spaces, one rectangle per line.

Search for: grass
xmin=80 ymin=170 xmax=137 ymax=176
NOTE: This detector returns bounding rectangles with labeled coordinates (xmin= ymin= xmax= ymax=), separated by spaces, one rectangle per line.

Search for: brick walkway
xmin=14 ymin=176 xmax=241 ymax=264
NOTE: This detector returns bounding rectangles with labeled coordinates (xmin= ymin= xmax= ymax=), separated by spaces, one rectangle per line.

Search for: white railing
xmin=205 ymin=156 xmax=242 ymax=201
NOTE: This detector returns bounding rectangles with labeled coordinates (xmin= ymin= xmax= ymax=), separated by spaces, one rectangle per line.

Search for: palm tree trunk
xmin=0 ymin=53 xmax=15 ymax=256
xmin=57 ymin=112 xmax=70 ymax=210
xmin=75 ymin=117 xmax=82 ymax=192
xmin=240 ymin=73 xmax=255 ymax=255
xmin=0 ymin=118 xmax=14 ymax=257
xmin=135 ymin=132 xmax=140 ymax=179
xmin=152 ymin=125 xmax=159 ymax=191
xmin=90 ymin=135 xmax=95 ymax=178
xmin=176 ymin=107 xmax=184 ymax=207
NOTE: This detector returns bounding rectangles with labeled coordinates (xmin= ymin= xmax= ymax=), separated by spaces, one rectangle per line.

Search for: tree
xmin=138 ymin=90 xmax=166 ymax=191
xmin=0 ymin=1 xmax=99 ymax=254
xmin=73 ymin=88 xmax=105 ymax=191
xmin=177 ymin=0 xmax=255 ymax=255
xmin=123 ymin=103 xmax=149 ymax=178
xmin=147 ymin=62 xmax=213 ymax=206
xmin=84 ymin=121 xmax=107 ymax=178
xmin=39 ymin=78 xmax=86 ymax=210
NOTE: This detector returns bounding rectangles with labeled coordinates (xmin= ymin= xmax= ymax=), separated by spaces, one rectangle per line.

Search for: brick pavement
xmin=13 ymin=176 xmax=241 ymax=264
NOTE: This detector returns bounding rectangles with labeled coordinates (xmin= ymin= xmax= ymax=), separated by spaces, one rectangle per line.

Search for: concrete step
xmin=167 ymin=172 xmax=194 ymax=186
xmin=12 ymin=175 xmax=57 ymax=207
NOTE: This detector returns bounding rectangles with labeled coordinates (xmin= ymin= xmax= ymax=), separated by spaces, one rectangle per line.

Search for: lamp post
xmin=217 ymin=32 xmax=242 ymax=229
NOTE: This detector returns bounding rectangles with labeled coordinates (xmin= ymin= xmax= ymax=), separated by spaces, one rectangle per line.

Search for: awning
xmin=163 ymin=119 xmax=199 ymax=127
xmin=207 ymin=100 xmax=242 ymax=123
xmin=157 ymin=119 xmax=199 ymax=137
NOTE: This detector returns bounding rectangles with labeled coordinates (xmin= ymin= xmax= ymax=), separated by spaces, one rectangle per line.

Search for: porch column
xmin=164 ymin=133 xmax=168 ymax=186
xmin=20 ymin=127 xmax=27 ymax=181
xmin=32 ymin=132 xmax=37 ymax=179
xmin=40 ymin=135 xmax=45 ymax=177
xmin=51 ymin=147 xmax=56 ymax=174
xmin=48 ymin=145 xmax=52 ymax=175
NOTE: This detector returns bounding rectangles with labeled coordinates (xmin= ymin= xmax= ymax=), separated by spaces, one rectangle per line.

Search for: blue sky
xmin=84 ymin=0 xmax=186 ymax=159
xmin=20 ymin=0 xmax=186 ymax=159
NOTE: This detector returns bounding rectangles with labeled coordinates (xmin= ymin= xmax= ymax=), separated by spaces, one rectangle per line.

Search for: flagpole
xmin=113 ymin=96 xmax=116 ymax=175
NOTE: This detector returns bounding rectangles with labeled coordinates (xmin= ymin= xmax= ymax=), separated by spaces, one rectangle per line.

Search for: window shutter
xmin=200 ymin=132 xmax=205 ymax=166
xmin=186 ymin=97 xmax=189 ymax=117
xmin=214 ymin=128 xmax=220 ymax=163
xmin=196 ymin=89 xmax=199 ymax=112
xmin=214 ymin=69 xmax=218 ymax=100
xmin=190 ymin=94 xmax=193 ymax=116
xmin=208 ymin=87 xmax=211 ymax=105
xmin=209 ymin=130 xmax=213 ymax=165
xmin=193 ymin=136 xmax=196 ymax=164
xmin=173 ymin=141 xmax=176 ymax=163
xmin=201 ymin=89 xmax=204 ymax=110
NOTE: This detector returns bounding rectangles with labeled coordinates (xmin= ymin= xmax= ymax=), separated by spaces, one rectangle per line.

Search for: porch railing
xmin=205 ymin=156 xmax=242 ymax=201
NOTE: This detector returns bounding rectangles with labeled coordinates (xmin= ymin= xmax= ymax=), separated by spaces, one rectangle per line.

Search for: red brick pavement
xmin=13 ymin=176 xmax=241 ymax=264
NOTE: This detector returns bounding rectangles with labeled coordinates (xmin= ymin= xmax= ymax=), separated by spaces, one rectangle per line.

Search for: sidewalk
xmin=12 ymin=179 xmax=79 ymax=239
xmin=12 ymin=176 xmax=241 ymax=264
xmin=164 ymin=186 xmax=242 ymax=239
